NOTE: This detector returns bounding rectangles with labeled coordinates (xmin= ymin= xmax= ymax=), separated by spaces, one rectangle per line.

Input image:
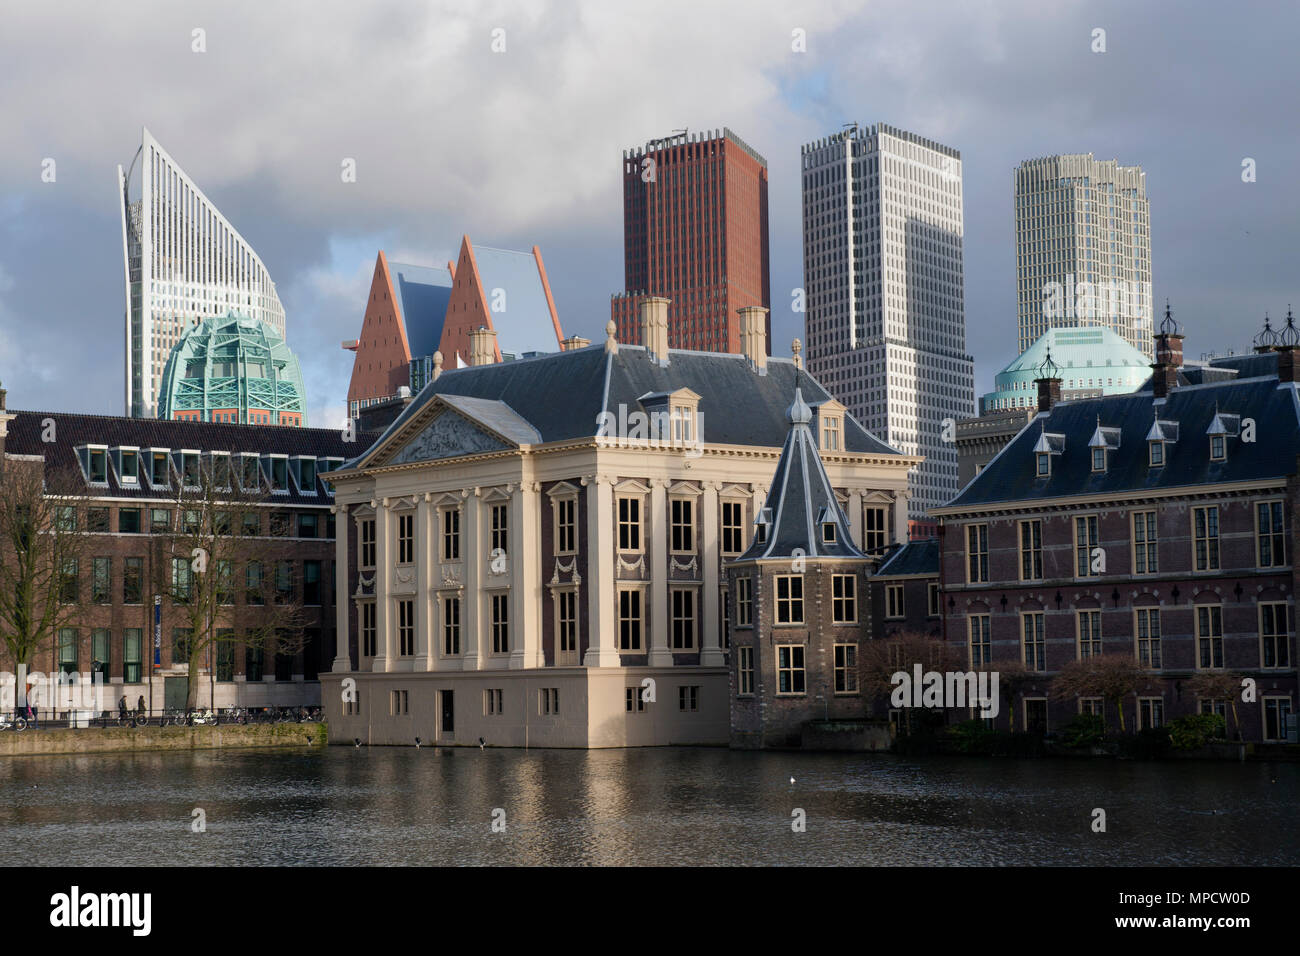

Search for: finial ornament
xmin=787 ymin=386 xmax=812 ymax=425
xmin=1159 ymin=299 xmax=1179 ymax=336
xmin=604 ymin=319 xmax=618 ymax=355
xmin=1254 ymin=314 xmax=1279 ymax=350
xmin=432 ymin=350 xmax=444 ymax=381
xmin=1281 ymin=306 xmax=1300 ymax=349
xmin=1037 ymin=347 xmax=1061 ymax=381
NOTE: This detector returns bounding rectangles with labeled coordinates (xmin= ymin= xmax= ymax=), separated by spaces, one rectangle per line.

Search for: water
xmin=2 ymin=747 xmax=1295 ymax=866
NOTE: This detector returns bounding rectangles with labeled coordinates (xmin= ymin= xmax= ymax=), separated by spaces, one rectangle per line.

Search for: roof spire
xmin=1159 ymin=299 xmax=1178 ymax=336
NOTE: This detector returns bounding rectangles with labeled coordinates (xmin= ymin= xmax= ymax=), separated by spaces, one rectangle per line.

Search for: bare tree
xmin=859 ymin=630 xmax=965 ymax=732
xmin=1186 ymin=670 xmax=1244 ymax=739
xmin=977 ymin=658 xmax=1032 ymax=733
xmin=0 ymin=459 xmax=93 ymax=698
xmin=1052 ymin=654 xmax=1149 ymax=734
xmin=154 ymin=456 xmax=306 ymax=710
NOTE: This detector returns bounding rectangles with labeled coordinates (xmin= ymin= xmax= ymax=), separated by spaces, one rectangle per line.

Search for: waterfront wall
xmin=0 ymin=722 xmax=326 ymax=757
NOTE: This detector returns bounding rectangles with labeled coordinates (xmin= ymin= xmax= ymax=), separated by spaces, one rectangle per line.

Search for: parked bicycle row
xmin=0 ymin=705 xmax=321 ymax=732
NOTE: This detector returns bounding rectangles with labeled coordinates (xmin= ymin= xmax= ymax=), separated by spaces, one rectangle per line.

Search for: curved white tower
xmin=118 ymin=127 xmax=285 ymax=418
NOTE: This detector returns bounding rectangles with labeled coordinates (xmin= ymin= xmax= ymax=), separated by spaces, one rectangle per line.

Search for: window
xmin=556 ymin=590 xmax=578 ymax=662
xmin=171 ymin=557 xmax=191 ymax=602
xmin=397 ymin=600 xmax=414 ymax=656
xmin=298 ymin=458 xmax=316 ymax=489
xmin=485 ymin=689 xmax=504 ymax=716
xmin=1036 ymin=452 xmax=1050 ymax=477
xmin=275 ymin=561 xmax=293 ymax=603
xmin=884 ymin=582 xmax=905 ymax=619
xmin=671 ymin=588 xmax=696 ymax=649
xmin=1091 ymin=447 xmax=1106 ymax=472
xmin=670 ymin=498 xmax=694 ymax=552
xmin=240 ymin=455 xmax=259 ymax=491
xmin=88 ymin=507 xmax=110 ymax=532
xmin=927 ymin=582 xmax=940 ymax=617
xmin=1080 ymin=698 xmax=1103 ymax=716
xmin=491 ymin=593 xmax=510 ymax=654
xmin=1019 ymin=520 xmax=1042 ymax=580
xmin=1199 ymin=698 xmax=1228 ymax=719
xmin=1210 ymin=435 xmax=1225 ymax=461
xmin=822 ymin=415 xmax=841 ymax=450
xmin=241 ymin=511 xmax=260 ymax=537
xmin=776 ymin=644 xmax=806 ymax=695
xmin=119 ymin=508 xmax=142 ymax=534
xmin=389 ymin=690 xmax=410 ymax=716
xmin=1135 ymin=608 xmax=1162 ymax=668
xmin=832 ymin=574 xmax=856 ymax=623
xmin=490 ymin=504 xmax=508 ymax=556
xmin=554 ymin=497 xmax=576 ymax=554
xmin=123 ymin=557 xmax=143 ymax=604
xmin=624 ymin=686 xmax=647 ymax=712
xmin=1260 ymin=603 xmax=1289 ymax=668
xmin=1074 ymin=515 xmax=1100 ymax=577
xmin=775 ymin=575 xmax=804 ymax=624
xmin=1022 ymin=612 xmax=1046 ymax=671
xmin=246 ymin=644 xmax=264 ymax=682
xmin=440 ymin=508 xmax=460 ymax=562
xmin=1132 ymin=511 xmax=1158 ymax=574
xmin=1138 ymin=697 xmax=1164 ymax=730
xmin=1077 ymin=610 xmax=1102 ymax=658
xmin=618 ymin=496 xmax=642 ymax=551
xmin=1257 ymin=501 xmax=1286 ymax=568
xmin=269 ymin=457 xmax=288 ymax=492
xmin=617 ymin=588 xmax=643 ymax=651
xmin=737 ymin=646 xmax=754 ymax=696
xmin=56 ymin=506 xmax=77 ymax=532
xmin=216 ymin=633 xmax=235 ymax=682
xmin=298 ymin=513 xmax=318 ymax=539
xmin=172 ymin=628 xmax=191 ymax=666
xmin=57 ymin=628 xmax=79 ymax=674
xmin=246 ymin=561 xmax=265 ymax=605
xmin=442 ymin=597 xmax=461 ymax=655
xmin=834 ymin=644 xmax=858 ymax=693
xmin=1149 ymin=441 xmax=1164 ymax=467
xmin=269 ymin=512 xmax=290 ymax=537
xmin=721 ymin=500 xmax=744 ymax=554
xmin=1264 ymin=697 xmax=1293 ymax=742
xmin=120 ymin=449 xmax=139 ymax=484
xmin=360 ymin=518 xmax=376 ymax=568
xmin=967 ymin=524 xmax=989 ymax=582
xmin=151 ymin=451 xmax=170 ymax=487
xmin=123 ymin=629 xmax=142 ymax=683
xmin=89 ymin=557 xmax=111 ymax=605
xmin=348 ymin=600 xmax=373 ymax=658
xmin=678 ymin=685 xmax=700 ymax=712
xmin=864 ymin=506 xmax=888 ymax=552
xmin=1196 ymin=605 xmax=1224 ymax=669
xmin=734 ymin=576 xmax=753 ymax=627
xmin=87 ymin=448 xmax=107 ymax=483
xmin=969 ymin=615 xmax=991 ymax=667
xmin=1193 ymin=506 xmax=1220 ymax=571
xmin=397 ymin=513 xmax=415 ymax=564
xmin=539 ymin=688 xmax=559 ymax=715
xmin=211 ymin=454 xmax=231 ymax=490
xmin=215 ymin=560 xmax=234 ymax=606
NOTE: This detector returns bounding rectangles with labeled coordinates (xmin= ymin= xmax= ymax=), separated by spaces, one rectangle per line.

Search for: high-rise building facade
xmin=1015 ymin=153 xmax=1152 ymax=357
xmin=118 ymin=127 xmax=285 ymax=419
xmin=612 ymin=128 xmax=770 ymax=353
xmin=801 ymin=124 xmax=975 ymax=533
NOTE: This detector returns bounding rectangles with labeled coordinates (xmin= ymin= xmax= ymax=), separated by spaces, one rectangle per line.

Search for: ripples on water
xmin=1 ymin=748 xmax=1295 ymax=865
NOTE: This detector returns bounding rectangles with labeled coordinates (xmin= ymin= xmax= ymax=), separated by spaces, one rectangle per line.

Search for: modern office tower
xmin=1014 ymin=153 xmax=1152 ymax=358
xmin=612 ymin=128 xmax=770 ymax=353
xmin=118 ymin=127 xmax=285 ymax=419
xmin=801 ymin=123 xmax=975 ymax=534
xmin=157 ymin=311 xmax=309 ymax=426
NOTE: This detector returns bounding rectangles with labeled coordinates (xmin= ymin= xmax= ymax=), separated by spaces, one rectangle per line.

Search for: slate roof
xmin=471 ymin=245 xmax=563 ymax=357
xmin=941 ymin=372 xmax=1300 ymax=510
xmin=387 ymin=260 xmax=453 ymax=360
xmin=874 ymin=538 xmax=940 ymax=577
xmin=343 ymin=343 xmax=902 ymax=471
xmin=4 ymin=411 xmax=372 ymax=504
xmin=735 ymin=388 xmax=866 ymax=562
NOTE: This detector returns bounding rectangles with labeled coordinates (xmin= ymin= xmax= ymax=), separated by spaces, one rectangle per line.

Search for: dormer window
xmin=1149 ymin=441 xmax=1164 ymax=467
xmin=266 ymin=456 xmax=289 ymax=492
xmin=814 ymin=399 xmax=847 ymax=452
xmin=1036 ymin=452 xmax=1051 ymax=477
xmin=671 ymin=406 xmax=694 ymax=443
xmin=209 ymin=453 xmax=232 ymax=490
xmin=149 ymin=449 xmax=171 ymax=488
xmin=1087 ymin=423 xmax=1120 ymax=474
xmin=179 ymin=451 xmax=202 ymax=489
xmin=822 ymin=416 xmax=840 ymax=451
xmin=1210 ymin=435 xmax=1226 ymax=461
xmin=85 ymin=447 xmax=108 ymax=484
xmin=118 ymin=448 xmax=139 ymax=484
xmin=240 ymin=454 xmax=261 ymax=491
xmin=816 ymin=505 xmax=838 ymax=544
xmin=1091 ymin=447 xmax=1106 ymax=472
xmin=755 ymin=507 xmax=772 ymax=545
xmin=1205 ymin=410 xmax=1237 ymax=462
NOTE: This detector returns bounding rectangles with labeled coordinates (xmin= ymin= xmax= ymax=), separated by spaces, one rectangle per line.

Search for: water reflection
xmin=0 ymin=748 xmax=1295 ymax=866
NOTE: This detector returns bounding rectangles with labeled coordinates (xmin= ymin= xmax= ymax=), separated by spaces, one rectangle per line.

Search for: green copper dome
xmin=158 ymin=311 xmax=308 ymax=426
xmin=982 ymin=326 xmax=1150 ymax=413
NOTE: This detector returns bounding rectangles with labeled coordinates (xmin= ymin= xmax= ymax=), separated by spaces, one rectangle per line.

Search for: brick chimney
xmin=1151 ymin=302 xmax=1184 ymax=400
xmin=639 ymin=296 xmax=670 ymax=362
xmin=1035 ymin=375 xmax=1062 ymax=412
xmin=1275 ymin=307 xmax=1300 ymax=384
xmin=738 ymin=306 xmax=769 ymax=372
xmin=469 ymin=327 xmax=498 ymax=366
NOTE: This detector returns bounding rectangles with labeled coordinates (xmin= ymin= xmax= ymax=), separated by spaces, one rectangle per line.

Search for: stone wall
xmin=0 ymin=722 xmax=325 ymax=757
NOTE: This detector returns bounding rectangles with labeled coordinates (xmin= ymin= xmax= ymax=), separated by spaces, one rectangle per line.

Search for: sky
xmin=1 ymin=0 xmax=1297 ymax=431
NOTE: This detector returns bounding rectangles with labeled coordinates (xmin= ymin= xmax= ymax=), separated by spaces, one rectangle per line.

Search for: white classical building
xmin=118 ymin=127 xmax=286 ymax=418
xmin=801 ymin=123 xmax=975 ymax=532
xmin=321 ymin=302 xmax=918 ymax=747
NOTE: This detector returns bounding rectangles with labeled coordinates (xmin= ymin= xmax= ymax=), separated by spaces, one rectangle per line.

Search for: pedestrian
xmin=136 ymin=695 xmax=146 ymax=718
xmin=26 ymin=687 xmax=39 ymax=729
xmin=118 ymin=695 xmax=128 ymax=719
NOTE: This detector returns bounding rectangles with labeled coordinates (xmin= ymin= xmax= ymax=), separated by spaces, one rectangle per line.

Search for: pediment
xmin=378 ymin=407 xmax=512 ymax=466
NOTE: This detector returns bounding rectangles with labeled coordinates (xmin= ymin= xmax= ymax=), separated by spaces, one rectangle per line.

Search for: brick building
xmin=0 ymin=389 xmax=364 ymax=714
xmin=931 ymin=309 xmax=1298 ymax=742
xmin=871 ymin=538 xmax=941 ymax=639
xmin=612 ymin=128 xmax=771 ymax=354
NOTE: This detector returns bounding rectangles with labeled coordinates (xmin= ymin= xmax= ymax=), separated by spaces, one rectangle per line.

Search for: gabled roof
xmin=941 ymin=374 xmax=1300 ymax=510
xmin=875 ymin=538 xmax=939 ymax=577
xmin=468 ymin=244 xmax=563 ymax=357
xmin=735 ymin=388 xmax=867 ymax=562
xmin=339 ymin=344 xmax=904 ymax=473
xmin=387 ymin=260 xmax=454 ymax=359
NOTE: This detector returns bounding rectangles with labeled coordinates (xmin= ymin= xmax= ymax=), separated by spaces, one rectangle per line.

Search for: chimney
xmin=469 ymin=327 xmax=498 ymax=366
xmin=1035 ymin=375 xmax=1062 ymax=412
xmin=639 ymin=296 xmax=671 ymax=362
xmin=1275 ymin=307 xmax=1300 ymax=384
xmin=738 ymin=306 xmax=769 ymax=372
xmin=1151 ymin=302 xmax=1184 ymax=400
xmin=560 ymin=335 xmax=591 ymax=352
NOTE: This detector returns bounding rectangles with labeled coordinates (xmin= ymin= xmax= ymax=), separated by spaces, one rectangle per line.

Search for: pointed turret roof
xmin=736 ymin=386 xmax=866 ymax=562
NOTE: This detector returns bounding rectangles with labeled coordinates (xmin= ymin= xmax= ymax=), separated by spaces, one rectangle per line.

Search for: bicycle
xmin=0 ymin=712 xmax=29 ymax=732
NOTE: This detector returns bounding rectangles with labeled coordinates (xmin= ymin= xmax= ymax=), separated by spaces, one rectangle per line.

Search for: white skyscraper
xmin=1014 ymin=153 xmax=1152 ymax=358
xmin=801 ymin=124 xmax=975 ymax=533
xmin=118 ymin=127 xmax=285 ymax=418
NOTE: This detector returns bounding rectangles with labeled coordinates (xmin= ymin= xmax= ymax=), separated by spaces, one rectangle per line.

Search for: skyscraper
xmin=118 ymin=127 xmax=285 ymax=418
xmin=801 ymin=124 xmax=975 ymax=533
xmin=1014 ymin=153 xmax=1152 ymax=357
xmin=612 ymin=128 xmax=770 ymax=353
